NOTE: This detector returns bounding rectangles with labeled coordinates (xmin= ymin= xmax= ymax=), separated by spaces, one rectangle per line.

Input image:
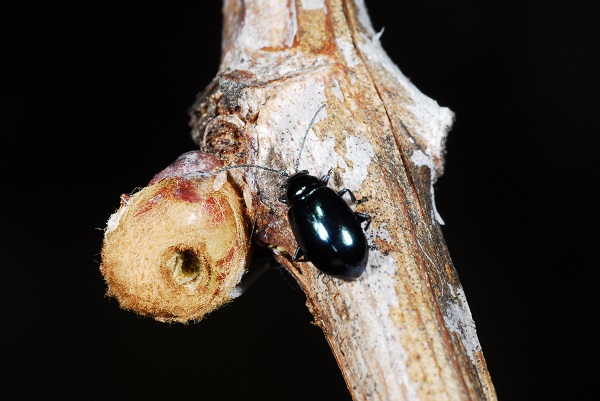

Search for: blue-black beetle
xmin=279 ymin=169 xmax=371 ymax=280
xmin=214 ymin=104 xmax=371 ymax=280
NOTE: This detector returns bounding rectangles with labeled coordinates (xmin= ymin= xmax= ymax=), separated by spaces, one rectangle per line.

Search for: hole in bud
xmin=165 ymin=247 xmax=207 ymax=285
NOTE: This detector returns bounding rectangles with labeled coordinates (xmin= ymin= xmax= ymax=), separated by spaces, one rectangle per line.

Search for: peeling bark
xmin=184 ymin=0 xmax=497 ymax=400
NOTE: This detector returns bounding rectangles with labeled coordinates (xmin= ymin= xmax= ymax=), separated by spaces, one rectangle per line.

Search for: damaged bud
xmin=100 ymin=164 xmax=250 ymax=324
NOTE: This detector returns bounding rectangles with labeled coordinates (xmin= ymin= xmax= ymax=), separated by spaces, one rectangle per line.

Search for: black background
xmin=3 ymin=1 xmax=598 ymax=400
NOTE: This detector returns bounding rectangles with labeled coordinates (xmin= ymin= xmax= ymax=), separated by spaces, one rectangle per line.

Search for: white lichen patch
xmin=336 ymin=248 xmax=420 ymax=400
xmin=302 ymin=128 xmax=336 ymax=175
xmin=374 ymin=221 xmax=392 ymax=244
xmin=240 ymin=0 xmax=298 ymax=51
xmin=442 ymin=285 xmax=482 ymax=366
xmin=241 ymin=77 xmax=375 ymax=205
xmin=285 ymin=125 xmax=373 ymax=194
xmin=410 ymin=149 xmax=433 ymax=171
xmin=300 ymin=0 xmax=325 ymax=10
xmin=249 ymin=80 xmax=329 ymax=175
xmin=336 ymin=38 xmax=360 ymax=68
xmin=341 ymin=133 xmax=374 ymax=191
xmin=285 ymin=0 xmax=298 ymax=47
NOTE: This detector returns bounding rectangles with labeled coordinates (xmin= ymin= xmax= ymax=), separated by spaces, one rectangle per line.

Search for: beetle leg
xmin=320 ymin=168 xmax=333 ymax=185
xmin=278 ymin=195 xmax=287 ymax=204
xmin=355 ymin=212 xmax=372 ymax=231
xmin=293 ymin=246 xmax=309 ymax=261
xmin=338 ymin=188 xmax=369 ymax=205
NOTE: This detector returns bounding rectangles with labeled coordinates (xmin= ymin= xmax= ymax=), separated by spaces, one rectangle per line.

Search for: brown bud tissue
xmin=100 ymin=174 xmax=250 ymax=323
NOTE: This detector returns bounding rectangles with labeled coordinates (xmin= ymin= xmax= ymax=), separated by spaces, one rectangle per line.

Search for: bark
xmin=187 ymin=0 xmax=497 ymax=400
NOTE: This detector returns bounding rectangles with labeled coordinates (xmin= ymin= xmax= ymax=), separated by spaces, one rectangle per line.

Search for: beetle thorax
xmin=284 ymin=172 xmax=323 ymax=204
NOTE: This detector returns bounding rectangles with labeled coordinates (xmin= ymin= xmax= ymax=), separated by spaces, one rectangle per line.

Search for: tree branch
xmin=190 ymin=0 xmax=496 ymax=399
xmin=101 ymin=0 xmax=497 ymax=399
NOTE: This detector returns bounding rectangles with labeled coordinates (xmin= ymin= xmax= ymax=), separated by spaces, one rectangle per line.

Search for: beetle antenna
xmin=294 ymin=103 xmax=327 ymax=173
xmin=214 ymin=164 xmax=289 ymax=178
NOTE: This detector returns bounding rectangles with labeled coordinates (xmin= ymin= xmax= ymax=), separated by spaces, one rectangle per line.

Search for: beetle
xmin=279 ymin=168 xmax=371 ymax=280
xmin=213 ymin=104 xmax=371 ymax=280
